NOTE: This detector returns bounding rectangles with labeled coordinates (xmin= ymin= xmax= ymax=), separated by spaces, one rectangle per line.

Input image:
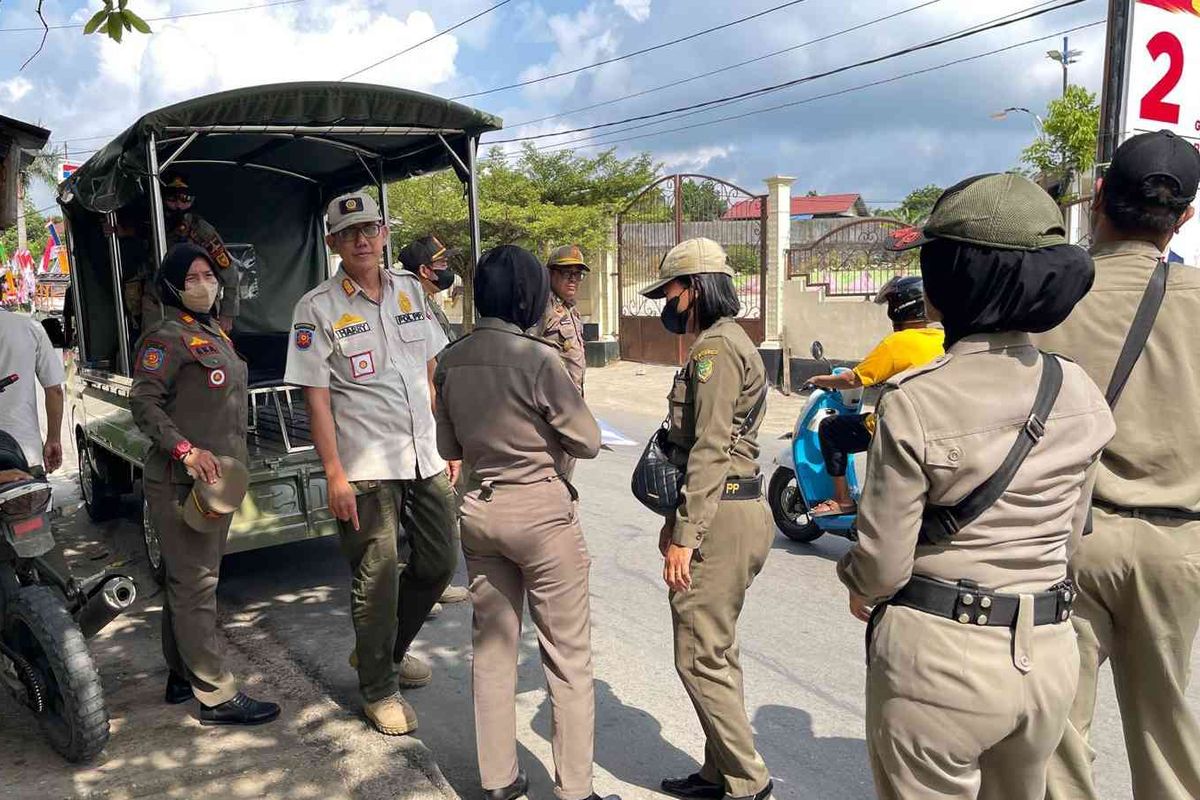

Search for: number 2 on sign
xmin=1142 ymin=31 xmax=1184 ymax=125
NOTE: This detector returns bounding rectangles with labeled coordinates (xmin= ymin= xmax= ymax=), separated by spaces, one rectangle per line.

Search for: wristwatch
xmin=172 ymin=440 xmax=194 ymax=462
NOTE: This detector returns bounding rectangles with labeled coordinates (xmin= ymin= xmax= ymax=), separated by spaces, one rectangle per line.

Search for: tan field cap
xmin=326 ymin=191 xmax=382 ymax=235
xmin=546 ymin=244 xmax=590 ymax=272
xmin=642 ymin=237 xmax=734 ymax=299
xmin=182 ymin=456 xmax=249 ymax=534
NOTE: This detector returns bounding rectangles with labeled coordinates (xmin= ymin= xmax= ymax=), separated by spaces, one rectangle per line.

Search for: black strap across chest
xmin=918 ymin=353 xmax=1064 ymax=546
xmin=1105 ymin=257 xmax=1169 ymax=409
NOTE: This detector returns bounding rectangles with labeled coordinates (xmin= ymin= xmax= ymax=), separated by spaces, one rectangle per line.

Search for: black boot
xmin=662 ymin=774 xmax=724 ymax=800
xmin=199 ymin=692 xmax=281 ymax=726
xmin=726 ymin=780 xmax=774 ymax=800
xmin=483 ymin=771 xmax=528 ymax=800
xmin=165 ymin=671 xmax=192 ymax=705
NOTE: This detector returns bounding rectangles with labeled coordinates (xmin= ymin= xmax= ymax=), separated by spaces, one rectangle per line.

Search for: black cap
xmin=1106 ymin=130 xmax=1200 ymax=204
xmin=398 ymin=236 xmax=449 ymax=273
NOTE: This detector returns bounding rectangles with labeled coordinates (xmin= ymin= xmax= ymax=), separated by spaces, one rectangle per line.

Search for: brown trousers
xmin=670 ymin=499 xmax=774 ymax=799
xmin=1046 ymin=510 xmax=1200 ymax=800
xmin=460 ymin=480 xmax=595 ymax=800
xmin=145 ymin=476 xmax=239 ymax=706
xmin=867 ymin=604 xmax=1078 ymax=800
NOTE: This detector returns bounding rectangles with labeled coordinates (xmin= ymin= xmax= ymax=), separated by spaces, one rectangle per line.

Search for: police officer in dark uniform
xmin=130 ymin=242 xmax=278 ymax=726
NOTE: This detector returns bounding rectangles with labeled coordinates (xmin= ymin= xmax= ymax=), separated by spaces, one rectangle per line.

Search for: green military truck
xmin=56 ymin=82 xmax=499 ymax=579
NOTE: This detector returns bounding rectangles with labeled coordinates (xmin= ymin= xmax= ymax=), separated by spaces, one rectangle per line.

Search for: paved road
xmin=3 ymin=382 xmax=1195 ymax=799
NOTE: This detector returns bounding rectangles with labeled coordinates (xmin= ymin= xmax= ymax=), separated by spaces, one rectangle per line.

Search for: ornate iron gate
xmin=617 ymin=174 xmax=766 ymax=366
xmin=786 ymin=217 xmax=918 ymax=297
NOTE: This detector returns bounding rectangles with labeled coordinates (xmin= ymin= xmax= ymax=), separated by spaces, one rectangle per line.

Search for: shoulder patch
xmin=887 ymin=353 xmax=953 ymax=387
xmin=139 ymin=341 xmax=167 ymax=373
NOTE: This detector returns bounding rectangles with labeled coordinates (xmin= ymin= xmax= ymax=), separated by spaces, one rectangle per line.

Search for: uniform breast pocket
xmin=668 ymin=374 xmax=695 ymax=439
xmin=397 ymin=318 xmax=427 ymax=344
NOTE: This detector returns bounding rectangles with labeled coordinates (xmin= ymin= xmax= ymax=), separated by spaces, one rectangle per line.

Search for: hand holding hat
xmin=182 ymin=455 xmax=250 ymax=534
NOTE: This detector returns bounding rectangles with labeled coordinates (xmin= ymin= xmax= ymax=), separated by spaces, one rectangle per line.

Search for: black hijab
xmin=158 ymin=242 xmax=217 ymax=321
xmin=919 ymin=238 xmax=1094 ymax=347
xmin=474 ymin=245 xmax=549 ymax=331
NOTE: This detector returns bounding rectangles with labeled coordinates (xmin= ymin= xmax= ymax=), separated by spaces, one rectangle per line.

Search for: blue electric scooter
xmin=768 ymin=341 xmax=867 ymax=543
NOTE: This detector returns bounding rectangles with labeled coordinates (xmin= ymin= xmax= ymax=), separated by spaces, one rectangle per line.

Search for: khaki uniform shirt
xmin=433 ymin=318 xmax=599 ymax=485
xmin=425 ymin=293 xmax=455 ymax=341
xmin=1037 ymin=240 xmax=1200 ymax=512
xmin=531 ymin=295 xmax=586 ymax=393
xmin=667 ymin=317 xmax=767 ymax=549
xmin=285 ymin=267 xmax=448 ymax=483
xmin=837 ymin=333 xmax=1115 ymax=603
xmin=130 ymin=306 xmax=248 ymax=483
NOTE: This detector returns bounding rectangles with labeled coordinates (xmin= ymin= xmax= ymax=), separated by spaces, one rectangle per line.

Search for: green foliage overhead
xmin=1 ymin=201 xmax=51 ymax=260
xmin=84 ymin=0 xmax=152 ymax=43
xmin=1020 ymin=85 xmax=1100 ymax=200
xmin=893 ymin=184 xmax=943 ymax=224
xmin=387 ymin=143 xmax=660 ymax=273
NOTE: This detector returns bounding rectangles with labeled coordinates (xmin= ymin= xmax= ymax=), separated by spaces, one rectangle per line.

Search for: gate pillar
xmin=763 ymin=175 xmax=794 ymax=356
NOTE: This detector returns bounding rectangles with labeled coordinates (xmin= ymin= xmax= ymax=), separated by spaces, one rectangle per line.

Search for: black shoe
xmin=199 ymin=692 xmax=281 ymax=726
xmin=662 ymin=774 xmax=724 ymax=800
xmin=726 ymin=780 xmax=773 ymax=800
xmin=165 ymin=672 xmax=192 ymax=705
xmin=483 ymin=771 xmax=528 ymax=800
xmin=582 ymin=795 xmax=622 ymax=800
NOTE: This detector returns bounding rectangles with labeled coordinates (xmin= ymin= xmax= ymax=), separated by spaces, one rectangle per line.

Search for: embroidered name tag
xmin=332 ymin=313 xmax=371 ymax=340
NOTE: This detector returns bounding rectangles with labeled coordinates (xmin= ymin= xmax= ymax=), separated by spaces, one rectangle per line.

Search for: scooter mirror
xmin=810 ymin=341 xmax=825 ymax=361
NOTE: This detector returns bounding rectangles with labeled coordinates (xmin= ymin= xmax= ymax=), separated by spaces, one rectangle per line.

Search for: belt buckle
xmin=952 ymin=580 xmax=992 ymax=626
xmin=1052 ymin=579 xmax=1075 ymax=622
xmin=1024 ymin=413 xmax=1047 ymax=441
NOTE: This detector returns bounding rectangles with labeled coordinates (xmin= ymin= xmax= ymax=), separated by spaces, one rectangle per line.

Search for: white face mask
xmin=180 ymin=282 xmax=219 ymax=313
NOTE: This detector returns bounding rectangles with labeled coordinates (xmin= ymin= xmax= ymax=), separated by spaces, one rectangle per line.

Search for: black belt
xmin=721 ymin=476 xmax=761 ymax=500
xmin=889 ymin=575 xmax=1075 ymax=628
xmin=1093 ymin=498 xmax=1200 ymax=522
xmin=479 ymin=474 xmax=578 ymax=502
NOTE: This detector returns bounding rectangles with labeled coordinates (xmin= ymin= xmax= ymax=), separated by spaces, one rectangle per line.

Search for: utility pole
xmin=1047 ymin=36 xmax=1083 ymax=97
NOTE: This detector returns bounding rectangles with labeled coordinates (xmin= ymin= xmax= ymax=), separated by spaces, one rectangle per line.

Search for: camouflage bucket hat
xmin=641 ymin=237 xmax=733 ymax=299
xmin=886 ymin=173 xmax=1067 ymax=252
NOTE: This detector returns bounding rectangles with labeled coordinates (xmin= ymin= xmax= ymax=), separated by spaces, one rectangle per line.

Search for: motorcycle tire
xmin=3 ymin=585 xmax=110 ymax=762
xmin=768 ymin=468 xmax=823 ymax=543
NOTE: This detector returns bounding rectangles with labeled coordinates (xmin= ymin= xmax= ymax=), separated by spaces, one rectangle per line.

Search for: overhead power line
xmin=513 ymin=19 xmax=1104 ymax=158
xmin=450 ymin=0 xmax=812 ymax=101
xmin=0 ymin=0 xmax=308 ymax=33
xmin=507 ymin=0 xmax=948 ymax=130
xmin=510 ymin=0 xmax=1076 ymax=153
xmin=340 ymin=0 xmax=514 ymax=82
xmin=486 ymin=0 xmax=1086 ymax=145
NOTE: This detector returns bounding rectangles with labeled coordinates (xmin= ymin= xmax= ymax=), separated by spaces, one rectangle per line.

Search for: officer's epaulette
xmin=886 ymin=352 xmax=953 ymax=388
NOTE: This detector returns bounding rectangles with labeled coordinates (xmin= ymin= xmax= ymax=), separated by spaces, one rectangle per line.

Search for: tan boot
xmin=439 ymin=584 xmax=471 ymax=604
xmin=398 ymin=653 xmax=432 ymax=689
xmin=363 ymin=694 xmax=418 ymax=736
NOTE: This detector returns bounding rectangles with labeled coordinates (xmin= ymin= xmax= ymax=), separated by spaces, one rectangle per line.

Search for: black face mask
xmin=660 ymin=295 xmax=690 ymax=335
xmin=427 ymin=267 xmax=455 ymax=292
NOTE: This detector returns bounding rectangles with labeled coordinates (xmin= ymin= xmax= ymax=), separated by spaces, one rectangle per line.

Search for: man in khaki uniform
xmin=434 ymin=245 xmax=617 ymax=800
xmin=531 ymin=244 xmax=588 ymax=393
xmin=839 ymin=174 xmax=1113 ymax=799
xmin=285 ymin=192 xmax=458 ymax=736
xmin=641 ymin=238 xmax=774 ymax=800
xmin=1040 ymin=131 xmax=1200 ymax=800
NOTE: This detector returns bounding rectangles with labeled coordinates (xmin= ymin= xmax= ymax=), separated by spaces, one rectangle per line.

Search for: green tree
xmin=1020 ymin=85 xmax=1100 ymax=202
xmin=21 ymin=1 xmax=149 ymax=69
xmin=1 ymin=200 xmax=50 ymax=259
xmin=680 ymin=180 xmax=728 ymax=221
xmin=894 ymin=184 xmax=943 ymax=223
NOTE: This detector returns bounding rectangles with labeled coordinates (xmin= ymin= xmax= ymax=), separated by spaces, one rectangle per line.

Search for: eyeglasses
xmin=334 ymin=223 xmax=382 ymax=242
xmin=551 ymin=268 xmax=587 ymax=283
xmin=165 ymin=193 xmax=194 ymax=203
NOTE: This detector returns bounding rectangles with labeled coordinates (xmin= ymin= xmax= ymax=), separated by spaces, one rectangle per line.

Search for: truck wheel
xmin=768 ymin=468 xmax=823 ymax=543
xmin=77 ymin=441 xmax=121 ymax=522
xmin=141 ymin=494 xmax=166 ymax=586
xmin=3 ymin=586 xmax=110 ymax=762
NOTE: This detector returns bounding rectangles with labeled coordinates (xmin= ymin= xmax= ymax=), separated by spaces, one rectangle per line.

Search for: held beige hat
xmin=641 ymin=237 xmax=734 ymax=299
xmin=182 ymin=456 xmax=249 ymax=534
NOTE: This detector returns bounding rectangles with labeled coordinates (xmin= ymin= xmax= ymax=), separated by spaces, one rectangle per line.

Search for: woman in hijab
xmin=432 ymin=246 xmax=617 ymax=800
xmin=131 ymin=243 xmax=279 ymax=726
xmin=836 ymin=173 xmax=1115 ymax=800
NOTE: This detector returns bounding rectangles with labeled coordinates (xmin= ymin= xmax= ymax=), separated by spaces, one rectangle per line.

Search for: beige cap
xmin=641 ymin=237 xmax=733 ymax=299
xmin=326 ymin=191 xmax=382 ymax=235
xmin=546 ymin=244 xmax=589 ymax=272
xmin=182 ymin=456 xmax=249 ymax=534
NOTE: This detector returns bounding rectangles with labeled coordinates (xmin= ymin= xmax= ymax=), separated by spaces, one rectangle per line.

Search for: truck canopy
xmin=58 ymin=82 xmax=500 ymax=378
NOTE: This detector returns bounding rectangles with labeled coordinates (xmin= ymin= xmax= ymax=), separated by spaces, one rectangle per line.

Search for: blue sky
xmin=0 ymin=0 xmax=1108 ymax=211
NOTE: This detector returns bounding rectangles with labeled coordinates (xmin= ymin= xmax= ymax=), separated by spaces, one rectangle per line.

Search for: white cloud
xmin=516 ymin=4 xmax=621 ymax=102
xmin=0 ymin=78 xmax=34 ymax=105
xmin=615 ymin=0 xmax=652 ymax=23
xmin=658 ymin=144 xmax=737 ymax=172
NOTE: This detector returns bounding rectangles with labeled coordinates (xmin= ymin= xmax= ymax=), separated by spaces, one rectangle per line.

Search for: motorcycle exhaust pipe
xmin=75 ymin=575 xmax=137 ymax=639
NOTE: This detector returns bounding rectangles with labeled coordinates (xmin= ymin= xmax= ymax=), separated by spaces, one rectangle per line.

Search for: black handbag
xmin=631 ymin=384 xmax=768 ymax=517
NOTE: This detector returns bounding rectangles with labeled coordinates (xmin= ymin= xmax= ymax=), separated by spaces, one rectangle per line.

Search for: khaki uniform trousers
xmin=460 ymin=480 xmax=595 ymax=800
xmin=146 ymin=476 xmax=239 ymax=706
xmin=338 ymin=473 xmax=457 ymax=703
xmin=866 ymin=604 xmax=1078 ymax=800
xmin=1046 ymin=510 xmax=1200 ymax=800
xmin=671 ymin=499 xmax=774 ymax=799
